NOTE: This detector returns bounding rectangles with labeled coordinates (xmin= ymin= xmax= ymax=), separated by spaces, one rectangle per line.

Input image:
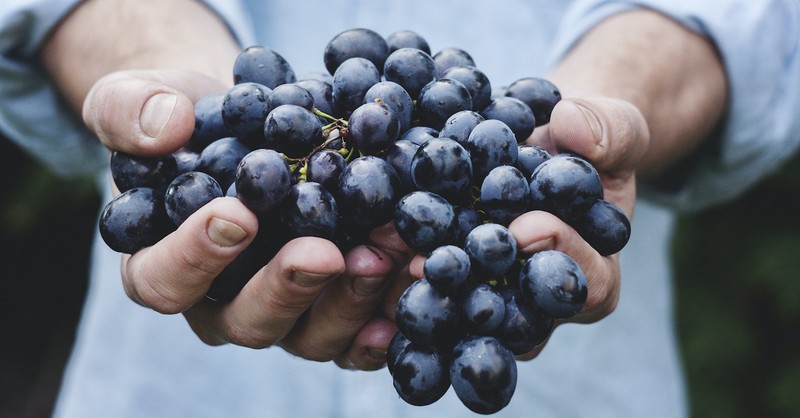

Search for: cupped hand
xmin=84 ymin=69 xmax=411 ymax=370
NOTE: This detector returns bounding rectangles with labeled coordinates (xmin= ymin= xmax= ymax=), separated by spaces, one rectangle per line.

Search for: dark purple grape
xmin=495 ymin=287 xmax=553 ymax=354
xmin=383 ymin=47 xmax=436 ymax=98
xmin=263 ymin=104 xmax=324 ymax=159
xmin=298 ymin=71 xmax=333 ymax=85
xmin=189 ymin=92 xmax=231 ymax=151
xmin=98 ymin=187 xmax=173 ymax=254
xmin=453 ymin=205 xmax=482 ymax=246
xmin=386 ymin=30 xmax=431 ymax=55
xmin=387 ymin=331 xmax=412 ymax=375
xmin=424 ymin=245 xmax=471 ymax=294
xmin=233 ymin=45 xmax=296 ymax=89
xmin=235 ymin=149 xmax=292 ymax=216
xmin=392 ymin=343 xmax=451 ymax=406
xmin=110 ymin=151 xmax=178 ymax=194
xmin=439 ymin=65 xmax=492 ymax=111
xmin=394 ymin=190 xmax=457 ymax=253
xmin=306 ymin=149 xmax=346 ymax=192
xmin=324 ymin=28 xmax=390 ymax=75
xmin=432 ymin=47 xmax=475 ymax=76
xmin=395 ymin=278 xmax=462 ymax=347
xmin=515 ymin=144 xmax=552 ymax=179
xmin=464 ymin=223 xmax=517 ymax=279
xmin=399 ymin=126 xmax=438 ymax=146
xmin=464 ymin=119 xmax=519 ymax=180
xmin=438 ymin=110 xmax=484 ymax=147
xmin=280 ymin=182 xmax=339 ymax=240
xmin=416 ymin=79 xmax=473 ymax=130
xmin=347 ymin=101 xmax=400 ymax=155
xmin=519 ymin=250 xmax=588 ymax=319
xmin=221 ymin=82 xmax=271 ymax=144
xmin=332 ymin=57 xmax=382 ymax=113
xmin=463 ymin=283 xmax=506 ymax=335
xmin=336 ymin=156 xmax=402 ymax=228
xmin=383 ymin=139 xmax=420 ymax=193
xmin=164 ymin=171 xmax=223 ymax=226
xmin=171 ymin=148 xmax=200 ymax=175
xmin=266 ymin=83 xmax=314 ymax=113
xmin=480 ymin=96 xmax=536 ymax=142
xmin=410 ymin=137 xmax=473 ymax=204
xmin=363 ymin=80 xmax=414 ymax=133
xmin=450 ymin=336 xmax=517 ymax=415
xmin=194 ymin=137 xmax=251 ymax=192
xmin=504 ymin=77 xmax=561 ymax=126
xmin=480 ymin=165 xmax=531 ymax=225
xmin=294 ymin=78 xmax=339 ymax=120
xmin=529 ymin=154 xmax=603 ymax=221
xmin=570 ymin=199 xmax=631 ymax=256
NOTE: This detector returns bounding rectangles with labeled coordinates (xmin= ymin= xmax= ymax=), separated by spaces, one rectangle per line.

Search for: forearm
xmin=40 ymin=0 xmax=241 ymax=113
xmin=548 ymin=9 xmax=728 ymax=176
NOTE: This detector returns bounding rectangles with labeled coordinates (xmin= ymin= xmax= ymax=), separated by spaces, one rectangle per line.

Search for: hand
xmin=84 ymin=69 xmax=410 ymax=370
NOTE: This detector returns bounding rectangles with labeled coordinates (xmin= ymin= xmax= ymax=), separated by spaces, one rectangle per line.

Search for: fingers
xmin=82 ymin=69 xmax=229 ymax=156
xmin=185 ymin=237 xmax=347 ymax=349
xmin=335 ymin=317 xmax=399 ymax=371
xmin=278 ymin=245 xmax=396 ymax=361
xmin=122 ymin=196 xmax=258 ymax=314
xmin=508 ymin=210 xmax=619 ymax=324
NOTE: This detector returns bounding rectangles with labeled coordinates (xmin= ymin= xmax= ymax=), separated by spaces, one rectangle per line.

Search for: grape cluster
xmin=97 ymin=27 xmax=632 ymax=414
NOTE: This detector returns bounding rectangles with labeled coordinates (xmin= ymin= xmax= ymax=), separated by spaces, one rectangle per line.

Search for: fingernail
xmin=520 ymin=237 xmax=555 ymax=254
xmin=572 ymin=101 xmax=602 ymax=140
xmin=352 ymin=276 xmax=385 ymax=296
xmin=207 ymin=217 xmax=247 ymax=247
xmin=292 ymin=271 xmax=331 ymax=287
xmin=367 ymin=347 xmax=387 ymax=362
xmin=141 ymin=93 xmax=177 ymax=138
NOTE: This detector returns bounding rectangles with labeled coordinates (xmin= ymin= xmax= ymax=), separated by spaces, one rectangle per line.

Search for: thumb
xmin=547 ymin=97 xmax=650 ymax=175
xmin=82 ymin=69 xmax=230 ymax=156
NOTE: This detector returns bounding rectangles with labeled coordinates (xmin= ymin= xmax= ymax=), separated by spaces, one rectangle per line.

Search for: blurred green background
xmin=1 ymin=135 xmax=799 ymax=417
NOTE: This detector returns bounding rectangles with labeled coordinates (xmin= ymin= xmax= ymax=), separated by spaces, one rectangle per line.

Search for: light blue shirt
xmin=1 ymin=1 xmax=799 ymax=417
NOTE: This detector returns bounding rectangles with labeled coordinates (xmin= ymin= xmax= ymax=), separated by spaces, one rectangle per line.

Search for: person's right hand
xmin=84 ymin=69 xmax=410 ymax=371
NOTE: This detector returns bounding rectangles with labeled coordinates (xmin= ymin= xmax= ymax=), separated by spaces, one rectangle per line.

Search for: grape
xmin=504 ymin=77 xmax=561 ymax=126
xmin=363 ymin=80 xmax=414 ymax=133
xmin=519 ymin=250 xmax=588 ymax=319
xmin=392 ymin=343 xmax=451 ymax=406
xmin=171 ymin=148 xmax=200 ymax=175
xmin=336 ymin=156 xmax=401 ymax=228
xmin=195 ymin=137 xmax=252 ymax=192
xmin=432 ymin=47 xmax=475 ymax=76
xmin=438 ymin=110 xmax=484 ymax=147
xmin=495 ymin=287 xmax=553 ymax=354
xmin=464 ymin=119 xmax=519 ymax=180
xmin=263 ymin=104 xmax=323 ymax=158
xmin=410 ymin=136 xmax=473 ymax=204
xmin=306 ymin=149 xmax=346 ymax=193
xmin=399 ymin=126 xmax=438 ymax=146
xmin=280 ymin=182 xmax=338 ymax=240
xmin=293 ymin=79 xmax=339 ymax=125
xmin=570 ymin=199 xmax=631 ymax=256
xmin=234 ymin=149 xmax=292 ymax=216
xmin=383 ymin=139 xmax=420 ymax=193
xmin=233 ymin=45 xmax=296 ymax=88
xmin=450 ymin=336 xmax=517 ymax=415
xmin=110 ymin=151 xmax=178 ymax=193
xmin=452 ymin=205 xmax=482 ymax=246
xmin=221 ymin=82 xmax=271 ymax=144
xmin=395 ymin=278 xmax=462 ymax=348
xmin=98 ymin=187 xmax=173 ymax=254
xmin=529 ymin=154 xmax=603 ymax=221
xmin=515 ymin=144 xmax=552 ymax=179
xmin=480 ymin=165 xmax=530 ymax=225
xmin=189 ymin=92 xmax=231 ymax=151
xmin=462 ymin=283 xmax=506 ymax=335
xmin=393 ymin=190 xmax=457 ymax=253
xmin=464 ymin=223 xmax=517 ymax=280
xmin=386 ymin=30 xmax=431 ymax=55
xmin=323 ymin=28 xmax=390 ymax=75
xmin=439 ymin=65 xmax=492 ymax=111
xmin=387 ymin=331 xmax=412 ymax=375
xmin=416 ymin=79 xmax=473 ymax=130
xmin=424 ymin=245 xmax=471 ymax=294
xmin=164 ymin=171 xmax=223 ymax=226
xmin=480 ymin=96 xmax=536 ymax=142
xmin=383 ymin=47 xmax=436 ymax=98
xmin=332 ymin=57 xmax=382 ymax=113
xmin=266 ymin=83 xmax=314 ymax=113
xmin=347 ymin=101 xmax=400 ymax=155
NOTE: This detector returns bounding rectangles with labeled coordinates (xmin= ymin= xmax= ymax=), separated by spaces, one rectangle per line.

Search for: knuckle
xmin=224 ymin=321 xmax=278 ymax=350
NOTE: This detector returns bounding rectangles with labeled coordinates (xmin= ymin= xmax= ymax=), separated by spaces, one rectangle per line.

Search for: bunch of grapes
xmin=98 ymin=28 xmax=632 ymax=414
